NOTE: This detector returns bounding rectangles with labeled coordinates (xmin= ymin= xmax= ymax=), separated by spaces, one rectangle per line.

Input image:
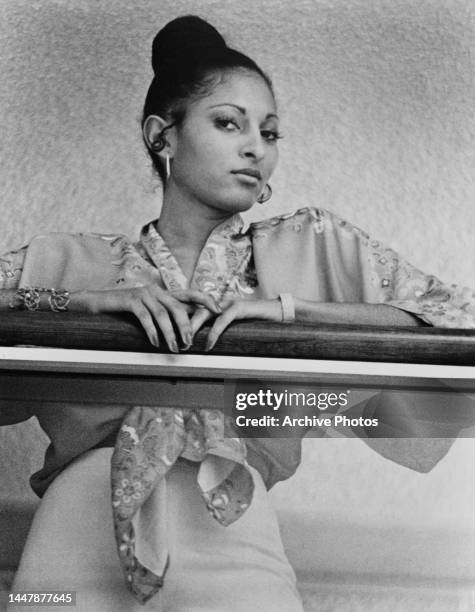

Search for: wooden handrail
xmin=0 ymin=312 xmax=474 ymax=365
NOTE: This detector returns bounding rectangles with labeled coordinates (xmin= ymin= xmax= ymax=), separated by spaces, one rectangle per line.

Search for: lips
xmin=232 ymin=168 xmax=262 ymax=181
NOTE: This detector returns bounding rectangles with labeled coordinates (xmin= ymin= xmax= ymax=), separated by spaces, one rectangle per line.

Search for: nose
xmin=240 ymin=126 xmax=265 ymax=162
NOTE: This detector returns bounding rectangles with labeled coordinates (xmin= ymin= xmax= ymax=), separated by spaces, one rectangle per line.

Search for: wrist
xmin=69 ymin=289 xmax=94 ymax=313
xmin=269 ymin=298 xmax=284 ymax=321
xmin=293 ymin=297 xmax=326 ymax=323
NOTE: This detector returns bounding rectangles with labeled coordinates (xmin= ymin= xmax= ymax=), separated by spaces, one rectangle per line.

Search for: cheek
xmin=174 ymin=144 xmax=208 ymax=183
xmin=264 ymin=149 xmax=279 ymax=178
xmin=179 ymin=137 xmax=223 ymax=178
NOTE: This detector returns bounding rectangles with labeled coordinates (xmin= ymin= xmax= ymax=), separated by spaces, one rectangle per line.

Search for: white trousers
xmin=11 ymin=449 xmax=303 ymax=612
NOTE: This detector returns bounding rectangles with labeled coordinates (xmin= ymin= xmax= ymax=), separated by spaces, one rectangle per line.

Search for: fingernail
xmin=170 ymin=340 xmax=179 ymax=353
xmin=152 ymin=333 xmax=159 ymax=347
xmin=205 ymin=340 xmax=213 ymax=352
xmin=215 ymin=303 xmax=222 ymax=313
xmin=180 ymin=337 xmax=192 ymax=352
xmin=186 ymin=332 xmax=193 ymax=345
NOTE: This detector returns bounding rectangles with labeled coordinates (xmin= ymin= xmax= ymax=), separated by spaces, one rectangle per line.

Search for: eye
xmin=261 ymin=130 xmax=283 ymax=143
xmin=215 ymin=117 xmax=240 ymax=131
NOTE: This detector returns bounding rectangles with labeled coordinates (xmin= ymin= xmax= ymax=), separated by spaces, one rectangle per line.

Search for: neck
xmin=157 ymin=181 xmax=235 ymax=253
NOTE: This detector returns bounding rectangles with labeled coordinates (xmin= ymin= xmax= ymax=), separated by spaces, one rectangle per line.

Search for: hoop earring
xmin=166 ymin=154 xmax=171 ymax=180
xmin=150 ymin=135 xmax=166 ymax=152
xmin=257 ymin=183 xmax=272 ymax=204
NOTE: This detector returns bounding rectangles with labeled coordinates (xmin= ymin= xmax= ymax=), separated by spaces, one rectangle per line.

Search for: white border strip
xmin=0 ymin=346 xmax=473 ymax=379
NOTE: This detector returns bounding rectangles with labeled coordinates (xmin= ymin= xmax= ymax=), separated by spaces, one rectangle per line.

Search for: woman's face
xmin=168 ymin=70 xmax=280 ymax=214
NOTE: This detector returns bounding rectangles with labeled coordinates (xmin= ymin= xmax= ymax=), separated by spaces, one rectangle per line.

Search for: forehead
xmin=192 ymin=70 xmax=277 ymax=117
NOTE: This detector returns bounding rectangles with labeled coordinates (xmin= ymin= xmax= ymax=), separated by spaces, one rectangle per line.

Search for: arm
xmin=1 ymin=286 xmax=220 ymax=352
xmin=204 ymin=207 xmax=475 ymax=347
xmin=204 ymin=298 xmax=425 ymax=350
xmin=294 ymin=300 xmax=426 ymax=327
xmin=0 ymin=235 xmax=223 ymax=351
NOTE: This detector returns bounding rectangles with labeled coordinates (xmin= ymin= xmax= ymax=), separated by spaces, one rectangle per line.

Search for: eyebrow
xmin=208 ymin=103 xmax=279 ymax=121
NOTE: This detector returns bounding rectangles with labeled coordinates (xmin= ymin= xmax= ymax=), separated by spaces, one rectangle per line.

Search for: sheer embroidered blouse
xmin=1 ymin=206 xmax=474 ymax=602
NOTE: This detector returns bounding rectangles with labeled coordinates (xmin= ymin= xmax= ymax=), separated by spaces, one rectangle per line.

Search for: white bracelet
xmin=279 ymin=293 xmax=295 ymax=323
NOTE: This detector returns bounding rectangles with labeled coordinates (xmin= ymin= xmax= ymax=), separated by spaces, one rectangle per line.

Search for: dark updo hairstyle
xmin=142 ymin=15 xmax=274 ymax=182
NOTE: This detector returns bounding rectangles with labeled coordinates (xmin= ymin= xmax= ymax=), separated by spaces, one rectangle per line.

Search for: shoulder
xmin=249 ymin=206 xmax=368 ymax=240
xmin=27 ymin=230 xmax=131 ymax=245
xmin=25 ymin=231 xmax=134 ymax=256
xmin=250 ymin=206 xmax=324 ymax=232
xmin=18 ymin=231 xmax=138 ymax=290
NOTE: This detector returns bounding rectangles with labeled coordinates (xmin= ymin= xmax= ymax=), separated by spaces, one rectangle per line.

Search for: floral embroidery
xmin=138 ymin=215 xmax=255 ymax=301
xmin=313 ymin=220 xmax=325 ymax=234
xmin=112 ymin=217 xmax=258 ymax=602
xmin=112 ymin=407 xmax=253 ymax=602
xmin=0 ymin=247 xmax=27 ymax=288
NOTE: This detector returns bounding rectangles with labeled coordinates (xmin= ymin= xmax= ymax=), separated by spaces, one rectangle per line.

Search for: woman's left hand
xmin=200 ymin=298 xmax=282 ymax=351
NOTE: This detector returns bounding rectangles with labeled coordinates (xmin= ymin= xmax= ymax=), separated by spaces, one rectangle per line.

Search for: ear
xmin=142 ymin=115 xmax=177 ymax=158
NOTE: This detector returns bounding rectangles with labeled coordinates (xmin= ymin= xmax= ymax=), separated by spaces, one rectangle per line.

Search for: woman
xmin=3 ymin=15 xmax=475 ymax=612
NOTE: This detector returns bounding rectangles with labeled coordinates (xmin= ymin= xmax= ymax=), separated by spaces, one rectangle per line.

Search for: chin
xmin=230 ymin=200 xmax=256 ymax=214
xmin=234 ymin=199 xmax=256 ymax=212
xmin=227 ymin=190 xmax=259 ymax=212
xmin=204 ymin=183 xmax=260 ymax=214
xmin=210 ymin=195 xmax=255 ymax=215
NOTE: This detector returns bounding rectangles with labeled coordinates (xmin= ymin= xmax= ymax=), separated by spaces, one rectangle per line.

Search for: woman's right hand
xmin=71 ymin=286 xmax=221 ymax=352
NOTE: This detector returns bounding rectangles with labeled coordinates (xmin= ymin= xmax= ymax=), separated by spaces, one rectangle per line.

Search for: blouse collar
xmin=139 ymin=214 xmax=250 ymax=300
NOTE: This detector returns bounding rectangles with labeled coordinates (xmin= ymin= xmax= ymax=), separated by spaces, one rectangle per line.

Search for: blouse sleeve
xmin=321 ymin=211 xmax=475 ymax=469
xmin=371 ymin=243 xmax=475 ymax=328
xmin=252 ymin=207 xmax=475 ymax=328
xmin=0 ymin=405 xmax=32 ymax=426
xmin=325 ymin=382 xmax=475 ymax=472
xmin=325 ymin=209 xmax=475 ymax=328
xmin=254 ymin=209 xmax=474 ymax=474
xmin=0 ymin=245 xmax=27 ymax=290
xmin=0 ymin=245 xmax=29 ymax=425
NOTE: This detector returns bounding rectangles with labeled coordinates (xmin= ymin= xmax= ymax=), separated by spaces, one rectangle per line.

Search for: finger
xmin=172 ymin=290 xmax=222 ymax=314
xmin=205 ymin=305 xmax=240 ymax=352
xmin=154 ymin=294 xmax=193 ymax=347
xmin=190 ymin=307 xmax=213 ymax=337
xmin=130 ymin=302 xmax=160 ymax=347
xmin=138 ymin=296 xmax=179 ymax=353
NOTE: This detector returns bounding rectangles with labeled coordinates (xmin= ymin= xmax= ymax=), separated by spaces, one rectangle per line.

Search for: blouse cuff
xmin=386 ymin=299 xmax=475 ymax=329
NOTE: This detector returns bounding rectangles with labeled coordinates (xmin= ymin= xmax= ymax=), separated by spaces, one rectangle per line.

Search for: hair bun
xmin=152 ymin=15 xmax=227 ymax=75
